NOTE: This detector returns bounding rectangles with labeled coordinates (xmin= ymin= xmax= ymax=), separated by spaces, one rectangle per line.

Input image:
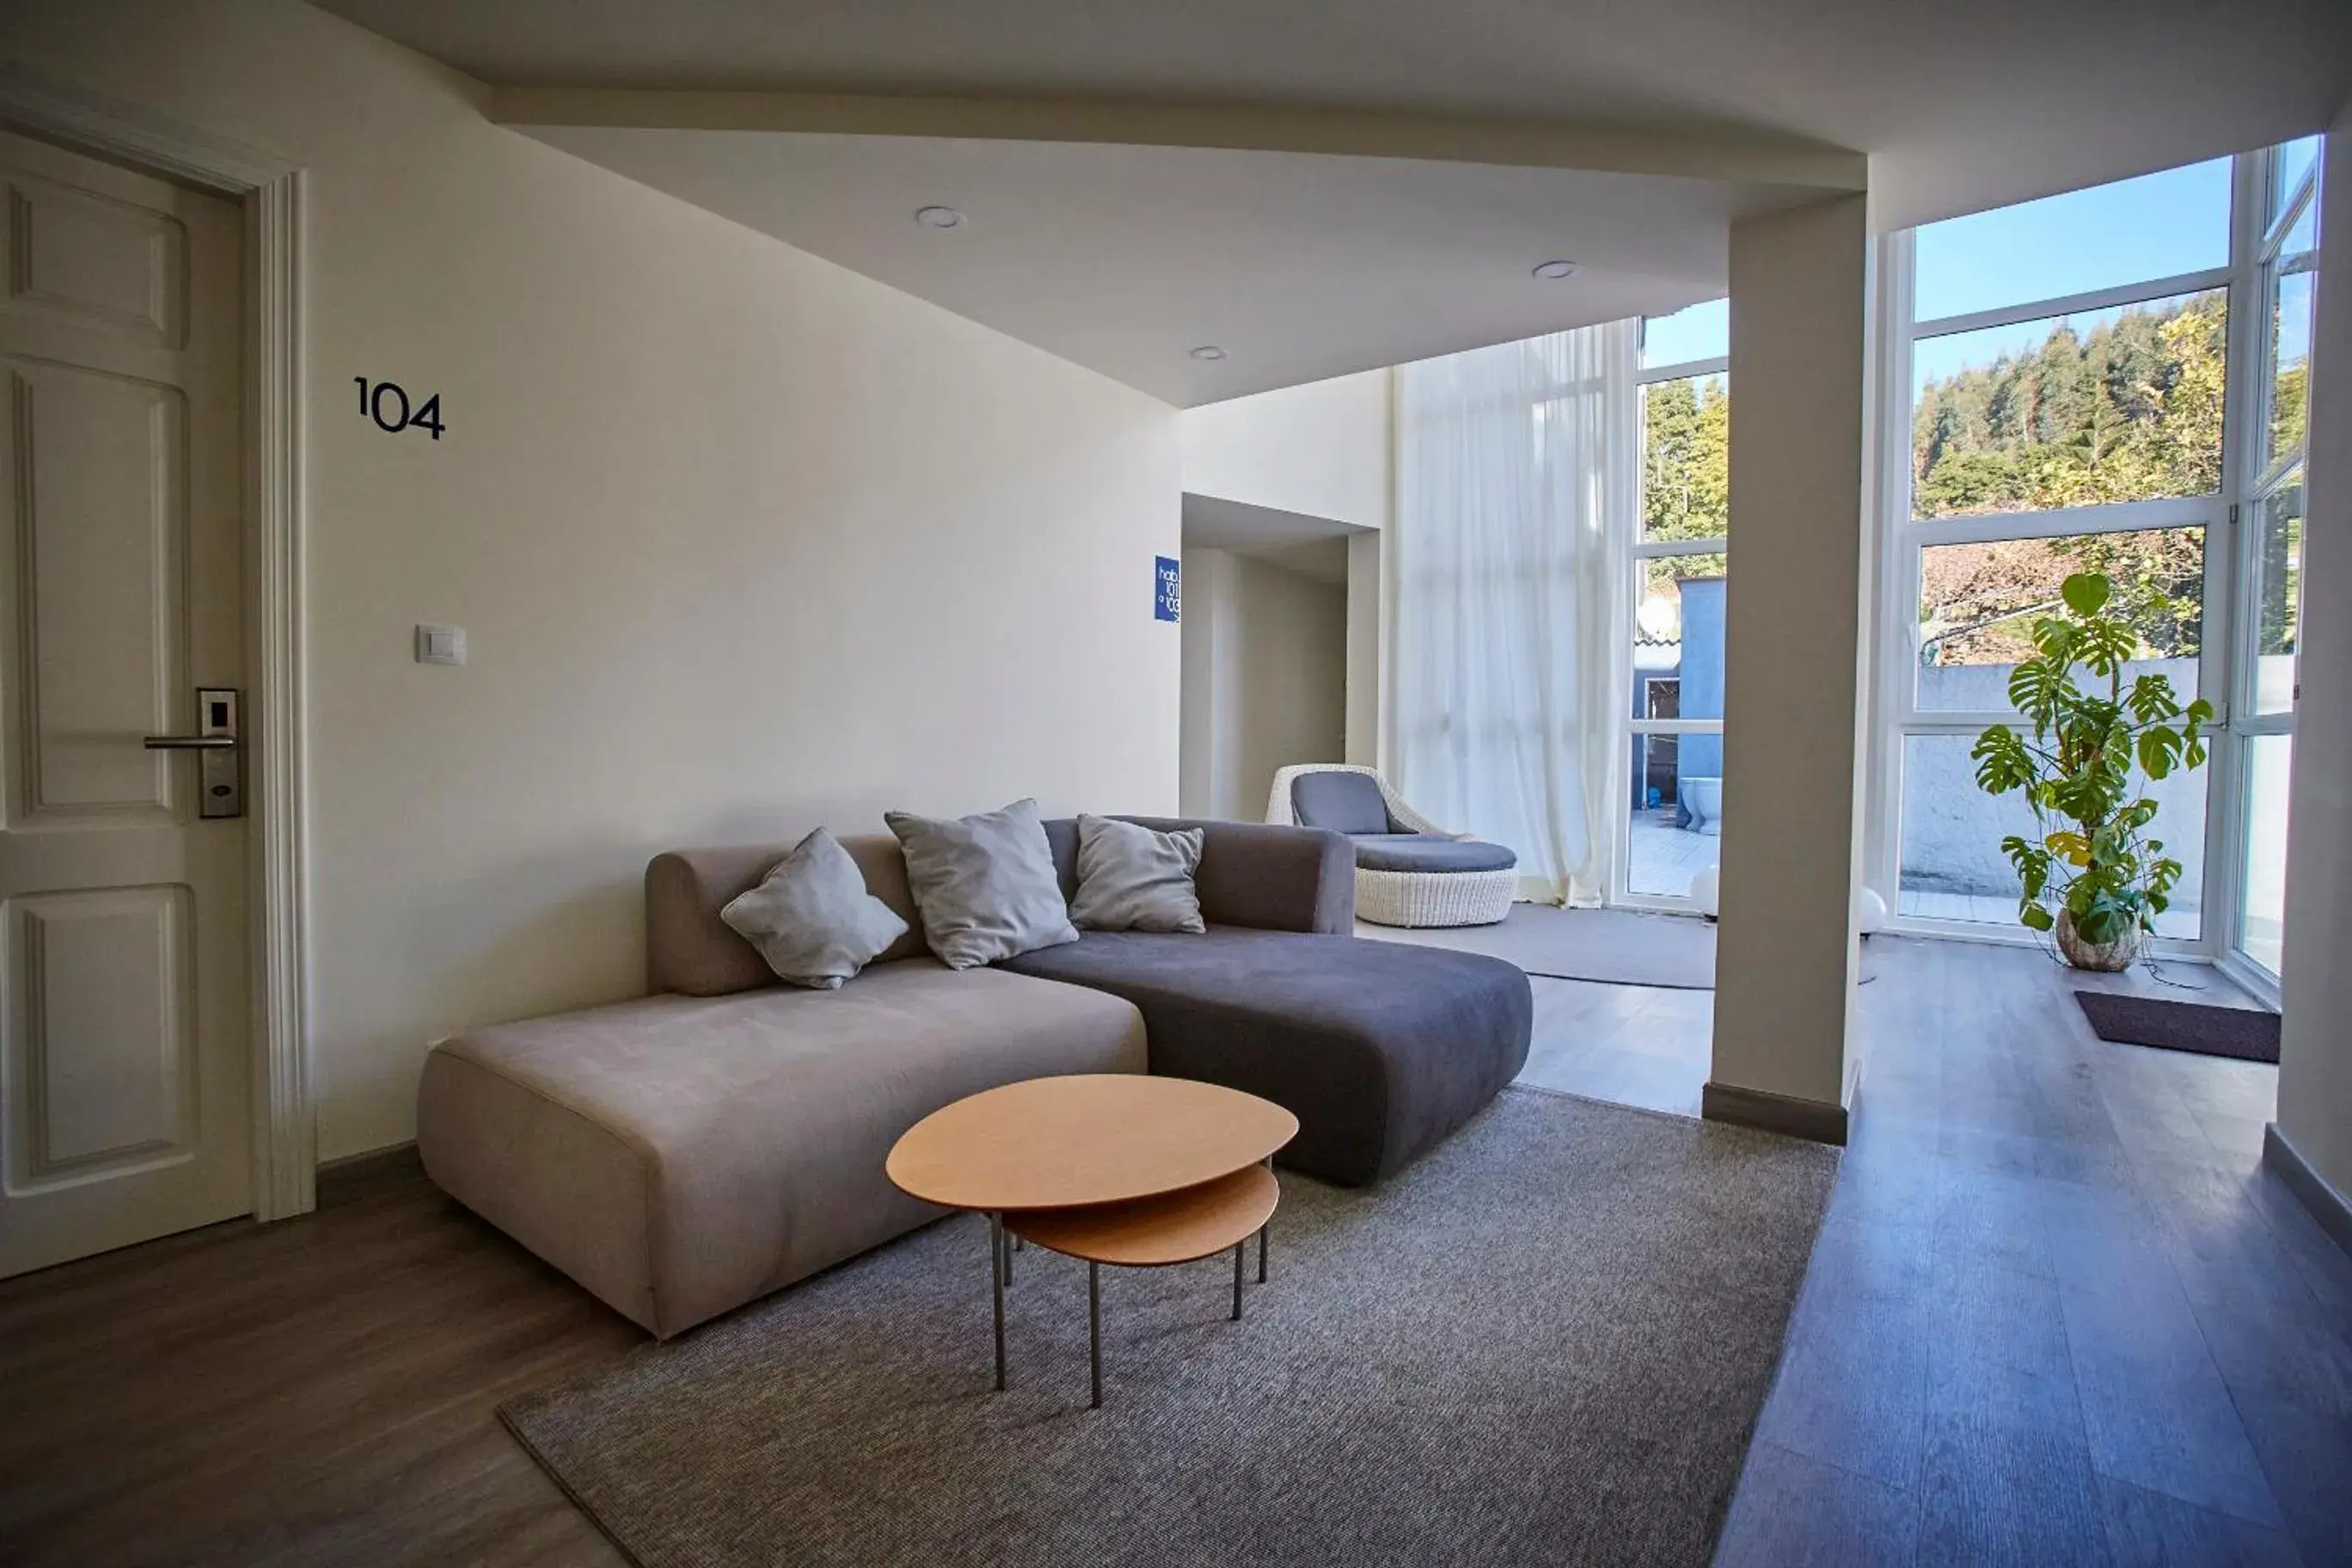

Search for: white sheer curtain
xmin=1391 ymin=321 xmax=1636 ymax=903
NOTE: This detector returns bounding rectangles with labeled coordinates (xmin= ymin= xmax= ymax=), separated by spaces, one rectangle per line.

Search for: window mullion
xmin=1910 ymin=266 xmax=2233 ymax=342
xmin=1635 ymin=355 xmax=1728 ymax=386
xmin=1909 ymin=495 xmax=2217 ymax=547
xmin=1631 ymin=536 xmax=1729 ymax=560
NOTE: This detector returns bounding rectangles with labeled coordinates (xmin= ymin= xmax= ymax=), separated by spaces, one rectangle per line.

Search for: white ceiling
xmin=1182 ymin=496 xmax=1357 ymax=585
xmin=514 ymin=126 xmax=1806 ymax=403
xmin=313 ymin=0 xmax=2350 ymax=405
xmin=315 ymin=0 xmax=2352 ymax=228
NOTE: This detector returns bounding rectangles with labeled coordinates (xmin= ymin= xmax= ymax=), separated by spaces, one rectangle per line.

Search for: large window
xmin=1620 ymin=305 xmax=1729 ymax=905
xmin=1877 ymin=143 xmax=2322 ymax=983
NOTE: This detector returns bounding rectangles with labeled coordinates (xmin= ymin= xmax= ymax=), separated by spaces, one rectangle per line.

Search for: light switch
xmin=415 ymin=624 xmax=467 ymax=666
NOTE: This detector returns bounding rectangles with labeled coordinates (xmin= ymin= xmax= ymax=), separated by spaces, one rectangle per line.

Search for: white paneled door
xmin=0 ymin=131 xmax=250 ymax=1277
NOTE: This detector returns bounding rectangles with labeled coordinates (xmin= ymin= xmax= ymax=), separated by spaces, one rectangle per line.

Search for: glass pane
xmin=1627 ymin=734 xmax=1721 ymax=898
xmin=1917 ymin=528 xmax=2203 ymax=709
xmin=2240 ymin=734 xmax=2293 ymax=976
xmin=2272 ymin=136 xmax=2322 ymax=225
xmin=2265 ymin=198 xmax=2318 ymax=472
xmin=2252 ymin=473 xmax=2304 ymax=715
xmin=1641 ymin=374 xmax=1729 ymax=542
xmin=1641 ymin=298 xmax=1727 ymax=368
xmin=1899 ymin=732 xmax=2202 ymax=940
xmin=1633 ymin=554 xmax=1727 ymax=720
xmin=1914 ymin=158 xmax=2231 ymax=322
xmin=1913 ymin=291 xmax=2226 ymax=518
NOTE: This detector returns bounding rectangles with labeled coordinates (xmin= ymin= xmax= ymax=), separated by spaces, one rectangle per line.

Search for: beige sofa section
xmin=417 ymin=836 xmax=1148 ymax=1339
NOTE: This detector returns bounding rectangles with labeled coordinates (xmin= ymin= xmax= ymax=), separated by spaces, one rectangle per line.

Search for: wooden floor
xmin=0 ymin=1155 xmax=635 ymax=1566
xmin=1720 ymin=938 xmax=2349 ymax=1567
xmin=1516 ymin=966 xmax=1714 ymax=1117
xmin=0 ymin=936 xmax=2343 ymax=1565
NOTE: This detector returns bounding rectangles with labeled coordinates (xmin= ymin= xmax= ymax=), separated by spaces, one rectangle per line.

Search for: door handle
xmin=144 ymin=687 xmax=242 ymax=818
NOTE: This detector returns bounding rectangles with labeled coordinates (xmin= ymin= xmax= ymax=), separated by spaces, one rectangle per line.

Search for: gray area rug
xmin=1361 ymin=905 xmax=1719 ymax=989
xmin=502 ymin=1089 xmax=1838 ymax=1568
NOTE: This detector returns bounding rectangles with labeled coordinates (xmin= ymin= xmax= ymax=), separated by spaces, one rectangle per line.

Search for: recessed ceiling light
xmin=1190 ymin=346 xmax=1227 ymax=361
xmin=1532 ymin=260 xmax=1577 ymax=279
xmin=914 ymin=205 xmax=965 ymax=229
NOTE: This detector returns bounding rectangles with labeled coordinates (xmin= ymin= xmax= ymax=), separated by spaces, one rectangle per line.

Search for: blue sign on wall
xmin=1155 ymin=555 xmax=1181 ymax=622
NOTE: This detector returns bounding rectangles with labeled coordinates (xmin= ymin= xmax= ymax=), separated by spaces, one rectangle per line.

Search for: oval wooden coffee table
xmin=886 ymin=1074 xmax=1297 ymax=1407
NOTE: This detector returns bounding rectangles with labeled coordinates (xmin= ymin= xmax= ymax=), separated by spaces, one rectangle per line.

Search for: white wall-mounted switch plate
xmin=415 ymin=624 xmax=467 ymax=666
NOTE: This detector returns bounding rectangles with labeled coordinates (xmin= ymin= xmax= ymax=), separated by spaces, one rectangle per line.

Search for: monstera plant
xmin=1969 ymin=572 xmax=2212 ymax=970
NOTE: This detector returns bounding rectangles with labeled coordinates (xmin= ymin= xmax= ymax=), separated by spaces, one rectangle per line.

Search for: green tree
xmin=1642 ymin=375 xmax=1729 ymax=544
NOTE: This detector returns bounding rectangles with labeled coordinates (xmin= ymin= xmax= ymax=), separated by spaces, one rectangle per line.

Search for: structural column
xmin=2268 ymin=100 xmax=2352 ymax=1249
xmin=1705 ymin=193 xmax=1872 ymax=1144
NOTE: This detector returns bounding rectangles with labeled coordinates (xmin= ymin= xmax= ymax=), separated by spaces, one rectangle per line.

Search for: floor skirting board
xmin=1700 ymin=1081 xmax=1848 ymax=1146
xmin=2263 ymin=1122 xmax=2352 ymax=1259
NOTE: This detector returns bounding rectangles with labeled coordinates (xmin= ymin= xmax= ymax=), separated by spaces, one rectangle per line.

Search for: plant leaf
xmin=2125 ymin=673 xmax=2181 ymax=724
xmin=2046 ymin=830 xmax=2092 ymax=867
xmin=2061 ymin=572 xmax=2111 ymax=617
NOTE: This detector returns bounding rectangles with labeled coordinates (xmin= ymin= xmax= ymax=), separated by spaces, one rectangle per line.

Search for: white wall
xmin=0 ymin=0 xmax=1182 ymax=1159
xmin=1178 ymin=548 xmax=1235 ymax=818
xmin=1178 ymin=548 xmax=1346 ymax=820
xmin=1711 ymin=193 xmax=1872 ymax=1124
xmin=2275 ymin=101 xmax=2352 ymax=1209
xmin=1180 ymin=369 xmax=1393 ymax=531
xmin=1345 ymin=530 xmax=1385 ymax=766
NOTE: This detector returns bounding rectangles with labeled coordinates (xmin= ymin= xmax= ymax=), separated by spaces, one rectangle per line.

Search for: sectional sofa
xmin=417 ymin=818 xmax=1532 ymax=1338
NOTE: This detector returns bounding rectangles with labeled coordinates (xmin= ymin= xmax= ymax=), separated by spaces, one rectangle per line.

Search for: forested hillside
xmin=1911 ymin=292 xmax=2227 ymax=518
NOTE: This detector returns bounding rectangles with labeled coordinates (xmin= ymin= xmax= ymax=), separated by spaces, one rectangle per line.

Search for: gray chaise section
xmin=417 ymin=839 xmax=1146 ymax=1339
xmin=1014 ymin=817 xmax=1533 ymax=1185
xmin=1000 ymin=926 xmax=1532 ymax=1185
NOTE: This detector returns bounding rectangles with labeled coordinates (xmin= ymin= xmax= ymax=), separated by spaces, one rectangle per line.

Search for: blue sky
xmin=1639 ymin=147 xmax=2321 ymax=394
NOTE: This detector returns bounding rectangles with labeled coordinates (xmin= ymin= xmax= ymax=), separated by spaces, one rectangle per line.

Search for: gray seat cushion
xmin=997 ymin=929 xmax=1531 ymax=1185
xmin=1351 ymin=833 xmax=1518 ymax=873
xmin=1289 ymin=770 xmax=1395 ymax=835
xmin=417 ymin=961 xmax=1147 ymax=1338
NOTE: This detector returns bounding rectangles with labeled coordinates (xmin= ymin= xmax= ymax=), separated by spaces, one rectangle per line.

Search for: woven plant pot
xmin=2055 ymin=909 xmax=2146 ymax=971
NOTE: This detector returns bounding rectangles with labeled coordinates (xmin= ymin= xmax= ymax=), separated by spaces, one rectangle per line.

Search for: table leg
xmin=1259 ymin=1223 xmax=1268 ymax=1284
xmin=1232 ymin=1241 xmax=1244 ymax=1321
xmin=989 ymin=1211 xmax=1007 ymax=1392
xmin=1088 ymin=1262 xmax=1102 ymax=1410
xmin=1002 ymin=1222 xmax=1014 ymax=1286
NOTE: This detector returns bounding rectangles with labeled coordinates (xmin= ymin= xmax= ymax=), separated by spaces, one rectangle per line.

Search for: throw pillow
xmin=1069 ymin=814 xmax=1206 ymax=934
xmin=884 ymin=798 xmax=1080 ymax=970
xmin=720 ymin=827 xmax=909 ymax=990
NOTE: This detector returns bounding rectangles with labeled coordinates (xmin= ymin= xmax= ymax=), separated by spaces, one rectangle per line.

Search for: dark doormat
xmin=2075 ymin=989 xmax=2281 ymax=1064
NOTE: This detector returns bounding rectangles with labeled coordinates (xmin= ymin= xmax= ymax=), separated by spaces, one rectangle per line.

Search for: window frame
xmin=2215 ymin=144 xmax=2320 ymax=998
xmin=1611 ymin=340 xmax=1730 ymax=911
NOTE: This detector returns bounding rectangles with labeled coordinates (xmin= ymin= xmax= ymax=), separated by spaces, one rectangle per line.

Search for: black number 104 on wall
xmin=355 ymin=377 xmax=445 ymax=440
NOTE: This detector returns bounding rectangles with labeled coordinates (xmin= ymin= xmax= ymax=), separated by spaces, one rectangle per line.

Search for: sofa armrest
xmin=1120 ymin=818 xmax=1356 ymax=934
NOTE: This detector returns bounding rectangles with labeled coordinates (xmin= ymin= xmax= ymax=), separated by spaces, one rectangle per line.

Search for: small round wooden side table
xmin=885 ymin=1074 xmax=1298 ymax=1407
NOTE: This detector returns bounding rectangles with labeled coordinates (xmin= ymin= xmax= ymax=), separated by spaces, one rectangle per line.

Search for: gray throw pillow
xmin=884 ymin=799 xmax=1080 ymax=970
xmin=720 ymin=828 xmax=909 ymax=990
xmin=1069 ymin=814 xmax=1206 ymax=934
